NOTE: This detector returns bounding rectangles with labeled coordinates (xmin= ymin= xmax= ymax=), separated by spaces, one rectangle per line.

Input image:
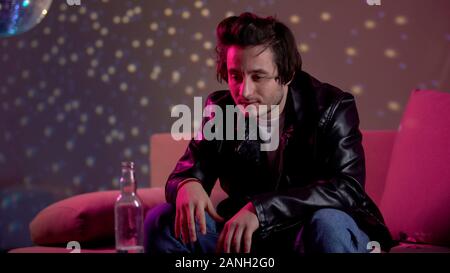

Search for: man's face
xmin=226 ymin=45 xmax=288 ymax=118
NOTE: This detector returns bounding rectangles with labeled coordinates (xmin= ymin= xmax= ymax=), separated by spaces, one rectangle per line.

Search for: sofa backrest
xmin=149 ymin=134 xmax=189 ymax=188
xmin=361 ymin=130 xmax=397 ymax=204
xmin=149 ymin=134 xmax=226 ymax=205
xmin=149 ymin=130 xmax=397 ymax=206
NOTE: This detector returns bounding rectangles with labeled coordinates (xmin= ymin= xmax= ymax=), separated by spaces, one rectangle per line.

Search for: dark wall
xmin=0 ymin=0 xmax=449 ymax=250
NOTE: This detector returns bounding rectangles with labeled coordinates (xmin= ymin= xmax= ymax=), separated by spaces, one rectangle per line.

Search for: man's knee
xmin=144 ymin=203 xmax=176 ymax=252
xmin=299 ymin=208 xmax=369 ymax=253
xmin=144 ymin=203 xmax=175 ymax=234
xmin=143 ymin=203 xmax=220 ymax=254
xmin=309 ymin=208 xmax=356 ymax=233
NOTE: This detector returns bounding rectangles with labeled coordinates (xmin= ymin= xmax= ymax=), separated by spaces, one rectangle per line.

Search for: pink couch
xmin=10 ymin=90 xmax=450 ymax=253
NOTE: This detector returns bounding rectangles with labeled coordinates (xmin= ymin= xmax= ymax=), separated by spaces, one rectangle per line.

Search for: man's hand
xmin=175 ymin=180 xmax=224 ymax=244
xmin=216 ymin=202 xmax=259 ymax=253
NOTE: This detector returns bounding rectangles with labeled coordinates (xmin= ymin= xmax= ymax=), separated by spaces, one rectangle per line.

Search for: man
xmin=144 ymin=12 xmax=393 ymax=254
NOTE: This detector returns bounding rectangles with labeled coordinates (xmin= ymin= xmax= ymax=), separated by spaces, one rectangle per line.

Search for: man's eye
xmin=231 ymin=74 xmax=241 ymax=81
xmin=252 ymin=75 xmax=262 ymax=81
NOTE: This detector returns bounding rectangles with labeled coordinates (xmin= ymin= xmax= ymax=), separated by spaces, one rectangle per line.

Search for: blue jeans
xmin=144 ymin=203 xmax=370 ymax=254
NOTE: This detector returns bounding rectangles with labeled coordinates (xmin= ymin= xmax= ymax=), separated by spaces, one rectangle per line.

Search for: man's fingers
xmin=186 ymin=205 xmax=197 ymax=242
xmin=232 ymin=226 xmax=244 ymax=253
xmin=195 ymin=206 xmax=207 ymax=235
xmin=243 ymin=228 xmax=253 ymax=253
xmin=216 ymin=227 xmax=226 ymax=253
xmin=180 ymin=210 xmax=189 ymax=244
xmin=224 ymin=224 xmax=236 ymax=253
xmin=206 ymin=200 xmax=224 ymax=223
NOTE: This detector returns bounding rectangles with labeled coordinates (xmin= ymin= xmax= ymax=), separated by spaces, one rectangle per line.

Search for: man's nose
xmin=241 ymin=77 xmax=255 ymax=100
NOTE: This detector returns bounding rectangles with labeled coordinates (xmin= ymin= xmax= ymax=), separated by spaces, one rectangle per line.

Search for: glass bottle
xmin=114 ymin=161 xmax=144 ymax=253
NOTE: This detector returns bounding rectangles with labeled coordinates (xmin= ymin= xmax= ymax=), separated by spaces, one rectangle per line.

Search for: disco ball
xmin=0 ymin=0 xmax=53 ymax=38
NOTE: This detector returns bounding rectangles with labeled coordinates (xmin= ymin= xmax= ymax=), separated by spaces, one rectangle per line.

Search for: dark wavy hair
xmin=215 ymin=12 xmax=302 ymax=85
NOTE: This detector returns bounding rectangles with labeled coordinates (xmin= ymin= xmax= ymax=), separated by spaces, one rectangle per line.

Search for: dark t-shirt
xmin=258 ymin=109 xmax=286 ymax=185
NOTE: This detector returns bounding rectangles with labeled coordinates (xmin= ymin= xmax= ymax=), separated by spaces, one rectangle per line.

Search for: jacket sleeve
xmin=251 ymin=94 xmax=369 ymax=238
xmin=165 ymin=97 xmax=221 ymax=205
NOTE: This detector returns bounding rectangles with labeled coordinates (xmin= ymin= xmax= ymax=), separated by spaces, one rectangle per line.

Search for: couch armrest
xmin=30 ymin=187 xmax=165 ymax=246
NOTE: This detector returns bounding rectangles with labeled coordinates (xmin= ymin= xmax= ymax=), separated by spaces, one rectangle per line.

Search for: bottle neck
xmin=120 ymin=168 xmax=136 ymax=195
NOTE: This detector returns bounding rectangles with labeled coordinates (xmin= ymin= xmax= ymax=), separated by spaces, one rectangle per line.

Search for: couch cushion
xmin=9 ymin=246 xmax=115 ymax=253
xmin=389 ymin=243 xmax=450 ymax=253
xmin=30 ymin=187 xmax=165 ymax=246
xmin=380 ymin=90 xmax=450 ymax=246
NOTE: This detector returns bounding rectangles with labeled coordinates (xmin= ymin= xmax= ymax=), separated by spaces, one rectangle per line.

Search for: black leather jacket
xmin=166 ymin=70 xmax=393 ymax=251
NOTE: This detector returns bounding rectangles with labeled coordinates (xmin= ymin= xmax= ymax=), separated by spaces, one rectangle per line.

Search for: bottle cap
xmin=121 ymin=161 xmax=135 ymax=169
